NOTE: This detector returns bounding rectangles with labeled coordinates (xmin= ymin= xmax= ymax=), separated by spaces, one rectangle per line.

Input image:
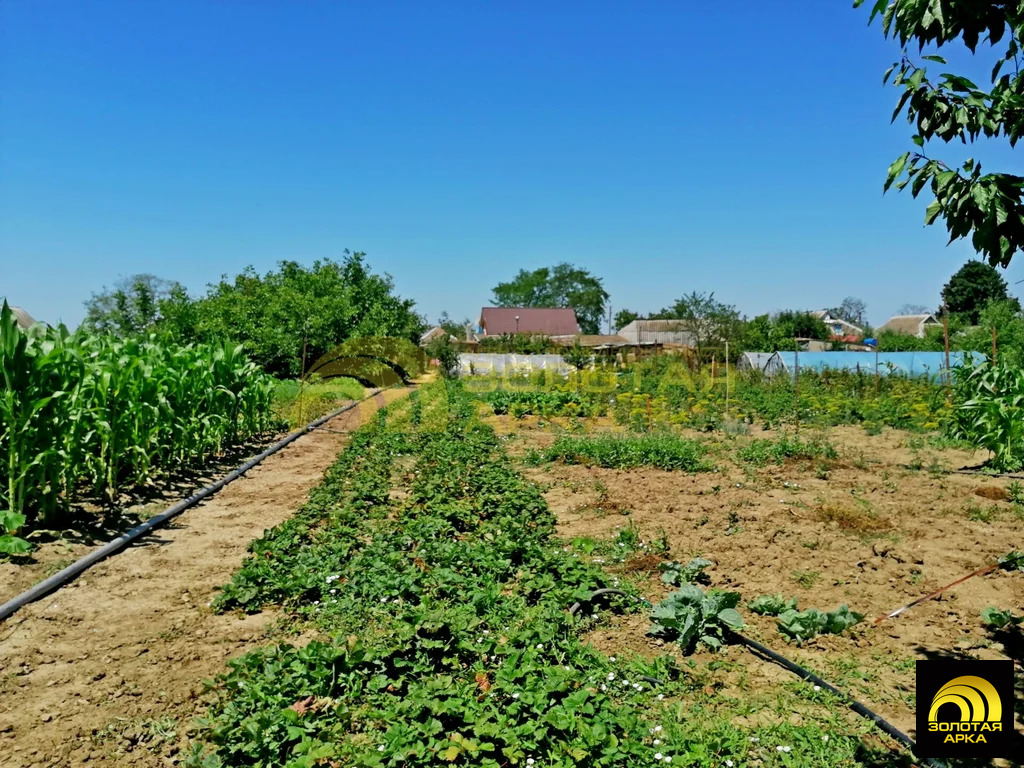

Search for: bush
xmin=425 ymin=335 xmax=461 ymax=378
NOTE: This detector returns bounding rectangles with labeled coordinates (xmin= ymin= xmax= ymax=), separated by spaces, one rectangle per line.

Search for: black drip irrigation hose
xmin=568 ymin=588 xmax=948 ymax=768
xmin=0 ymin=391 xmax=388 ymax=624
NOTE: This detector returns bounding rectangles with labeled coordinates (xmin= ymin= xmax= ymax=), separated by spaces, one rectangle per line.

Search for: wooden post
xmin=874 ymin=344 xmax=880 ymax=396
xmin=992 ymin=327 xmax=998 ymax=363
xmin=793 ymin=342 xmax=800 ymax=434
xmin=298 ymin=323 xmax=309 ymax=426
xmin=725 ymin=340 xmax=730 ymax=417
xmin=942 ymin=302 xmax=951 ymax=399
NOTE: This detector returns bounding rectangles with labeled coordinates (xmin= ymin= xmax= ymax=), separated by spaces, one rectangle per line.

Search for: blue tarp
xmin=767 ymin=351 xmax=967 ymax=379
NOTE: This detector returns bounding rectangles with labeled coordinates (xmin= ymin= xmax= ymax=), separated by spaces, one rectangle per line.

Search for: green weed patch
xmin=543 ymin=433 xmax=713 ymax=472
xmin=737 ymin=435 xmax=838 ymax=467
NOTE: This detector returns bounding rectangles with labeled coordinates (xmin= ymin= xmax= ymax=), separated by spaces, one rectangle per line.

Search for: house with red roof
xmin=478 ymin=307 xmax=579 ymax=337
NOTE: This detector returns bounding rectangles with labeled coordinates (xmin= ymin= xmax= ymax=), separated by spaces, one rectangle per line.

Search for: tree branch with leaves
xmin=860 ymin=0 xmax=1024 ymax=265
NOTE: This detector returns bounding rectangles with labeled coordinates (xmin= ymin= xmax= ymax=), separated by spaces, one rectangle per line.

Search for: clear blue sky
xmin=2 ymin=0 xmax=1020 ymax=330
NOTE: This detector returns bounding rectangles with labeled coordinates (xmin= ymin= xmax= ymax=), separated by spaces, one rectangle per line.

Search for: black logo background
xmin=915 ymin=659 xmax=1015 ymax=759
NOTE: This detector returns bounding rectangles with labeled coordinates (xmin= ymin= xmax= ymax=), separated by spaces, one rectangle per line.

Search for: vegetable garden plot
xmin=196 ymin=383 xmax=919 ymax=768
xmin=511 ymin=415 xmax=1024 ymax=746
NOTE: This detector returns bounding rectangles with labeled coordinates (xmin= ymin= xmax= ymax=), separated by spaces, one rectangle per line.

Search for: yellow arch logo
xmin=928 ymin=676 xmax=1002 ymax=724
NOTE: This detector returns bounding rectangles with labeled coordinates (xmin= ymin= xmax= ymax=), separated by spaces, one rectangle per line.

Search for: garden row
xmin=0 ymin=302 xmax=276 ymax=552
xmin=194 ymin=381 xmax=910 ymax=768
xmin=476 ymin=362 xmax=949 ymax=432
xmin=473 ymin=354 xmax=1024 ymax=470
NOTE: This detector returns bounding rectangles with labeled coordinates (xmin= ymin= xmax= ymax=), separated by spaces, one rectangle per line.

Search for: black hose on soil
xmin=728 ymin=630 xmax=947 ymax=768
xmin=568 ymin=588 xmax=948 ymax=768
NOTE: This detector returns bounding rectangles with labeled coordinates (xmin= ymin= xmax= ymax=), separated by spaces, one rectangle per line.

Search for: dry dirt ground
xmin=490 ymin=413 xmax=1024 ymax=746
xmin=0 ymin=389 xmax=408 ymax=768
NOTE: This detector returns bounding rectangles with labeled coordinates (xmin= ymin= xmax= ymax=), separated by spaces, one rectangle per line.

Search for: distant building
xmin=478 ymin=307 xmax=579 ymax=336
xmin=9 ymin=305 xmax=37 ymax=330
xmin=616 ymin=319 xmax=695 ymax=346
xmin=877 ymin=313 xmax=940 ymax=338
xmin=419 ymin=326 xmax=457 ymax=347
xmin=808 ymin=310 xmax=863 ymax=339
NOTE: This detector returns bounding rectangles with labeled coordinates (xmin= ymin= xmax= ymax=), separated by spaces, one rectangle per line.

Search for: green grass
xmin=272 ymin=377 xmax=365 ymax=427
xmin=543 ymin=433 xmax=713 ymax=472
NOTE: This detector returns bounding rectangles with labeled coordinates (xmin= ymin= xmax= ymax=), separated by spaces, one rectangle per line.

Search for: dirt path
xmin=0 ymin=389 xmax=408 ymax=768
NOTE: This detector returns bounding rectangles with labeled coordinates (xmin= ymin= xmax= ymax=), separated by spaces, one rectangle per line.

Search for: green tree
xmin=491 ymin=263 xmax=609 ymax=334
xmin=562 ymin=339 xmax=593 ymax=371
xmin=425 ymin=335 xmax=461 ymax=378
xmin=941 ymin=259 xmax=1017 ymax=323
xmin=900 ymin=303 xmax=933 ymax=315
xmin=185 ymin=252 xmax=423 ymax=377
xmin=956 ymin=298 xmax=1024 ymax=365
xmin=83 ymin=274 xmax=186 ymax=336
xmin=829 ymin=297 xmax=868 ymax=328
xmin=740 ymin=311 xmax=830 ymax=352
xmin=438 ymin=311 xmax=471 ymax=341
xmin=651 ymin=291 xmax=742 ymax=362
xmin=860 ymin=0 xmax=1024 ymax=265
xmin=613 ymin=308 xmax=639 ymax=332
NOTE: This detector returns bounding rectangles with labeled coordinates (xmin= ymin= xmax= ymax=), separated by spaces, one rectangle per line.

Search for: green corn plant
xmin=1 ymin=303 xmax=65 ymax=531
xmin=949 ymin=357 xmax=1024 ymax=471
xmin=0 ymin=301 xmax=276 ymax=543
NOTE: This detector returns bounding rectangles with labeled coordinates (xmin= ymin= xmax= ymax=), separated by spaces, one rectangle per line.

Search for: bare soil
xmin=504 ymin=417 xmax=1024 ymax=742
xmin=0 ymin=389 xmax=408 ymax=768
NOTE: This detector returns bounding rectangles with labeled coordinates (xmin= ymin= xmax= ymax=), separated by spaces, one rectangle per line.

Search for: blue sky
xmin=2 ymin=1 xmax=1020 ymax=330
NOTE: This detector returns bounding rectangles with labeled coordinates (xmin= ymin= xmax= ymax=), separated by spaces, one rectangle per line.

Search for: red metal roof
xmin=479 ymin=307 xmax=579 ymax=336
